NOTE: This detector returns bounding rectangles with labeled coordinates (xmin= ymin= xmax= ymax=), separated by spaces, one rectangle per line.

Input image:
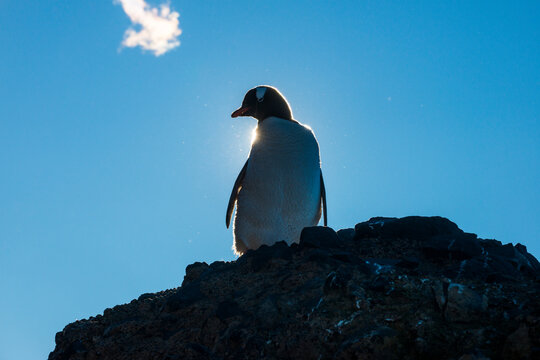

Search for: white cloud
xmin=116 ymin=0 xmax=181 ymax=56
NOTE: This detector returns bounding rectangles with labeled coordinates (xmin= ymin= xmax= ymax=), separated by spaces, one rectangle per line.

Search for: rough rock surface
xmin=50 ymin=216 xmax=540 ymax=360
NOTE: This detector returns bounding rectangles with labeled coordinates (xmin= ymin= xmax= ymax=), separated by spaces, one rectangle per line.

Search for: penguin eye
xmin=255 ymin=87 xmax=267 ymax=103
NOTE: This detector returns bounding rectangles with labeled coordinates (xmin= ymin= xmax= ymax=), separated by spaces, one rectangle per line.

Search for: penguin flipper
xmin=320 ymin=169 xmax=327 ymax=226
xmin=226 ymin=160 xmax=248 ymax=228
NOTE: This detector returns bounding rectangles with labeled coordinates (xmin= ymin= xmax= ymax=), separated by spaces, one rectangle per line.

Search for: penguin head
xmin=231 ymin=86 xmax=293 ymax=122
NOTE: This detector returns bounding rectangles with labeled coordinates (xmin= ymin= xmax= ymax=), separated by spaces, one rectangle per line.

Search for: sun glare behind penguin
xmin=250 ymin=128 xmax=258 ymax=145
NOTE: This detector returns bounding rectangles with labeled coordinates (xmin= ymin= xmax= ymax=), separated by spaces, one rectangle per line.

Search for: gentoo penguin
xmin=226 ymin=85 xmax=327 ymax=255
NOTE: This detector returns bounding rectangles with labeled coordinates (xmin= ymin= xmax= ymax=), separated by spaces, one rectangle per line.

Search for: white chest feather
xmin=233 ymin=117 xmax=322 ymax=253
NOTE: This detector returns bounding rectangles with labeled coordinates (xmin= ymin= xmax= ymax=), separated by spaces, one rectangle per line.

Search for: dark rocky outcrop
xmin=49 ymin=216 xmax=540 ymax=360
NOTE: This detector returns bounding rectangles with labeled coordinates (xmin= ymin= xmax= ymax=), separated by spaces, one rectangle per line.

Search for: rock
xmin=49 ymin=216 xmax=540 ymax=360
xmin=445 ymin=283 xmax=488 ymax=322
xmin=396 ymin=256 xmax=420 ymax=269
xmin=423 ymin=233 xmax=482 ymax=260
xmin=182 ymin=262 xmax=209 ymax=285
xmin=503 ymin=324 xmax=532 ymax=359
xmin=355 ymin=216 xmax=462 ymax=241
xmin=215 ymin=299 xmax=242 ymax=320
xmin=240 ymin=241 xmax=293 ymax=272
xmin=165 ymin=282 xmax=204 ymax=311
xmin=431 ymin=280 xmax=448 ymax=312
xmin=137 ymin=293 xmax=155 ymax=301
xmin=323 ymin=268 xmax=352 ymax=295
xmin=458 ymin=353 xmax=490 ymax=360
xmin=516 ymin=243 xmax=540 ymax=272
xmin=299 ymin=226 xmax=340 ymax=249
xmin=336 ymin=325 xmax=400 ymax=359
xmin=336 ymin=228 xmax=355 ymax=242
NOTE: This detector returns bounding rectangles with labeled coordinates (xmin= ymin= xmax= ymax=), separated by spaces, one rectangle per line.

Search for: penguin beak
xmin=231 ymin=106 xmax=251 ymax=118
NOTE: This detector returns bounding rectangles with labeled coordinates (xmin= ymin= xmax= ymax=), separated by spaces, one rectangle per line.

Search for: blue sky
xmin=1 ymin=1 xmax=539 ymax=359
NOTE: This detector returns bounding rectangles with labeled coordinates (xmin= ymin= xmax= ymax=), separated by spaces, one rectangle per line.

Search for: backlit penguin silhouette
xmin=226 ymin=85 xmax=327 ymax=255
